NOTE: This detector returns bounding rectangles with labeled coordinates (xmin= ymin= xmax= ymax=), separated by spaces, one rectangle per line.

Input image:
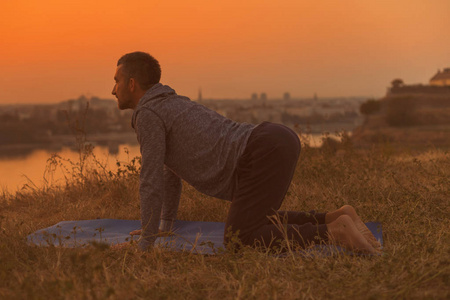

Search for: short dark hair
xmin=117 ymin=52 xmax=161 ymax=90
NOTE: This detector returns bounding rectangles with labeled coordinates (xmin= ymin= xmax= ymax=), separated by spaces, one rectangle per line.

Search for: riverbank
xmin=0 ymin=144 xmax=141 ymax=194
xmin=0 ymin=122 xmax=360 ymax=158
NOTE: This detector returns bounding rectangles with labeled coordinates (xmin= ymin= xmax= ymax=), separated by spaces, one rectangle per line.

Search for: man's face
xmin=112 ymin=65 xmax=134 ymax=110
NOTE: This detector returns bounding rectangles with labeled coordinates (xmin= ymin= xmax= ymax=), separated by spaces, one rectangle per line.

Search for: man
xmin=112 ymin=51 xmax=381 ymax=254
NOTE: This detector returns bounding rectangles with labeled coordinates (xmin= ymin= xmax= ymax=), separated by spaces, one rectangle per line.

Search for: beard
xmin=117 ymin=92 xmax=134 ymax=110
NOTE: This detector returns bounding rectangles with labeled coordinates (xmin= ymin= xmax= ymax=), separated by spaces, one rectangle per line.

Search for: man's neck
xmin=131 ymin=87 xmax=148 ymax=109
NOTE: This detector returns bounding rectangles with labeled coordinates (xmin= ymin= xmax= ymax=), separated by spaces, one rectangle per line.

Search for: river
xmin=0 ymin=144 xmax=142 ymax=194
xmin=0 ymin=134 xmax=335 ymax=194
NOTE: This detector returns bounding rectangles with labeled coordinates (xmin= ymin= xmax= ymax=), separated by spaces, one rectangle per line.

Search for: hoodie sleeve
xmin=160 ymin=167 xmax=181 ymax=232
xmin=134 ymin=108 xmax=167 ymax=250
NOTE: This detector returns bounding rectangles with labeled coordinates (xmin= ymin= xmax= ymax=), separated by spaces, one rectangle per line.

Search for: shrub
xmin=360 ymin=99 xmax=381 ymax=115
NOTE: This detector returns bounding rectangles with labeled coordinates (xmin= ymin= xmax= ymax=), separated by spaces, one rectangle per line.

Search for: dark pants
xmin=224 ymin=122 xmax=328 ymax=249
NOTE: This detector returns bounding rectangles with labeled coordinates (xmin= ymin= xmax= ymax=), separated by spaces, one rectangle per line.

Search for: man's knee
xmin=271 ymin=125 xmax=301 ymax=161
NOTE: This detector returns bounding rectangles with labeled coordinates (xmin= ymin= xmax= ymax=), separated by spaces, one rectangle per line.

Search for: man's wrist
xmin=159 ymin=219 xmax=174 ymax=232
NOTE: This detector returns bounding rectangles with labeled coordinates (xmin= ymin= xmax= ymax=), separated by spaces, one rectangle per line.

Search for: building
xmin=260 ymin=93 xmax=267 ymax=102
xmin=198 ymin=88 xmax=202 ymax=102
xmin=430 ymin=68 xmax=450 ymax=86
xmin=388 ymin=68 xmax=450 ymax=95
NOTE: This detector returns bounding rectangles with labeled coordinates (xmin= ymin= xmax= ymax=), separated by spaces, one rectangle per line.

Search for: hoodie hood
xmin=132 ymin=83 xmax=177 ymax=129
xmin=137 ymin=83 xmax=177 ymax=109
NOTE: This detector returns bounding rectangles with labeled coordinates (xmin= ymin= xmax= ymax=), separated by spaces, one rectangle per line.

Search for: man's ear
xmin=128 ymin=77 xmax=136 ymax=92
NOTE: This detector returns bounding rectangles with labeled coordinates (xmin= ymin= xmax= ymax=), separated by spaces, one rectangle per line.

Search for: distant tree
xmin=391 ymin=78 xmax=404 ymax=88
xmin=360 ymin=99 xmax=381 ymax=115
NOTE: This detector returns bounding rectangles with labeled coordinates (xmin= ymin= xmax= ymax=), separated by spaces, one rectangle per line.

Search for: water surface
xmin=0 ymin=144 xmax=141 ymax=193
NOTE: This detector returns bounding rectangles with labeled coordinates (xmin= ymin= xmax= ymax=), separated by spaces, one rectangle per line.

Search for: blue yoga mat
xmin=27 ymin=219 xmax=383 ymax=255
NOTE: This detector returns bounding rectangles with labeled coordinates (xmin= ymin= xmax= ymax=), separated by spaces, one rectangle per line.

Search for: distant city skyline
xmin=0 ymin=92 xmax=370 ymax=107
xmin=1 ymin=0 xmax=449 ymax=104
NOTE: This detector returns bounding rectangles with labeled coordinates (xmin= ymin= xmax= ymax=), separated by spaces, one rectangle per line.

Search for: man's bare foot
xmin=352 ymin=216 xmax=382 ymax=250
xmin=326 ymin=215 xmax=380 ymax=254
xmin=326 ymin=205 xmax=381 ymax=250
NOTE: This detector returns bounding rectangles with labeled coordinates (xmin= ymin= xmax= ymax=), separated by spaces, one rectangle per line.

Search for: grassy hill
xmin=0 ymin=141 xmax=448 ymax=299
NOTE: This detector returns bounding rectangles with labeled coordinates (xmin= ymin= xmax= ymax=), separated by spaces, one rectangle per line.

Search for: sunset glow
xmin=1 ymin=0 xmax=449 ymax=103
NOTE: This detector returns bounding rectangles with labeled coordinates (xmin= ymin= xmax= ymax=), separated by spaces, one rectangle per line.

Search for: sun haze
xmin=0 ymin=0 xmax=449 ymax=104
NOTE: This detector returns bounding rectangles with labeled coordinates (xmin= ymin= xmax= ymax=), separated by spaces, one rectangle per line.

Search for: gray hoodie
xmin=131 ymin=83 xmax=255 ymax=249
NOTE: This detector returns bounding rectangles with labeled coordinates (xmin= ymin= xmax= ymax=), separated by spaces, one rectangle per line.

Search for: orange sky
xmin=0 ymin=0 xmax=449 ymax=104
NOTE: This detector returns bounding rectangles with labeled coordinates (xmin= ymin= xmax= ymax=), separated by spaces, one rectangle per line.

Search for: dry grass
xmin=0 ymin=141 xmax=449 ymax=299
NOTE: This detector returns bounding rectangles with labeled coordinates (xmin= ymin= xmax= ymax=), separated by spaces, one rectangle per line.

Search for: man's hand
xmin=111 ymin=229 xmax=175 ymax=251
xmin=130 ymin=229 xmax=142 ymax=236
xmin=129 ymin=229 xmax=174 ymax=237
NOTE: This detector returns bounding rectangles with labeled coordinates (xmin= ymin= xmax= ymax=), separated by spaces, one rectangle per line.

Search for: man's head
xmin=112 ymin=52 xmax=161 ymax=110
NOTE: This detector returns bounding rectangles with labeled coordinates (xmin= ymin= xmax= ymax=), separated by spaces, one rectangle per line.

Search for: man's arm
xmin=131 ymin=168 xmax=181 ymax=237
xmin=135 ymin=108 xmax=166 ymax=250
xmin=160 ymin=167 xmax=182 ymax=232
